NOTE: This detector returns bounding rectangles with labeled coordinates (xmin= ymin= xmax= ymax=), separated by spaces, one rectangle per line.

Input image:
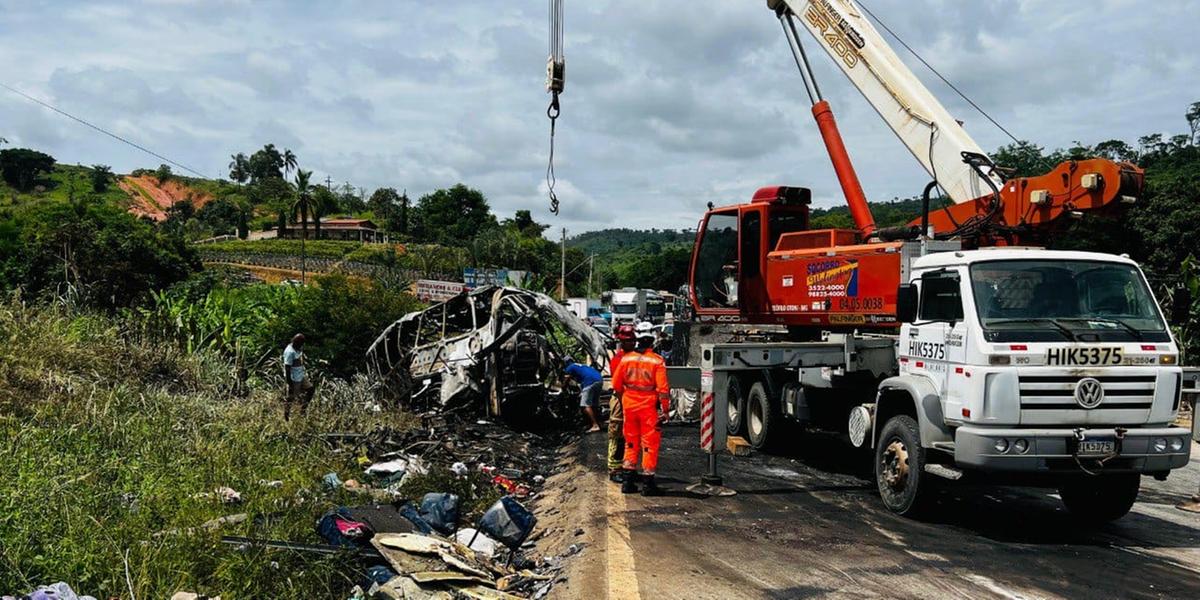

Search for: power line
xmin=0 ymin=81 xmax=209 ymax=178
xmin=856 ymin=1 xmax=1021 ymax=145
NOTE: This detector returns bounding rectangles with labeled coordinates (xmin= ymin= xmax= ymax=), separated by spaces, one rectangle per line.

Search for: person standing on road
xmin=565 ymin=358 xmax=604 ymax=432
xmin=613 ymin=321 xmax=670 ymax=496
xmin=607 ymin=324 xmax=637 ymax=482
xmin=283 ymin=333 xmax=315 ymax=420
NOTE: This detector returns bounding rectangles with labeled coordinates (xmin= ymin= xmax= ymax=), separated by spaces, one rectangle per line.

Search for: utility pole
xmin=560 ymin=227 xmax=567 ymax=301
xmin=587 ymin=253 xmax=594 ymax=299
xmin=324 ymin=175 xmax=332 ymax=190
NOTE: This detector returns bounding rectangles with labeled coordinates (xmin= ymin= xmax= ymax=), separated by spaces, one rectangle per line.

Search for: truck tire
xmin=874 ymin=415 xmax=928 ymax=516
xmin=746 ymin=382 xmax=776 ymax=450
xmin=1058 ymin=474 xmax=1140 ymax=523
xmin=726 ymin=375 xmax=746 ymax=436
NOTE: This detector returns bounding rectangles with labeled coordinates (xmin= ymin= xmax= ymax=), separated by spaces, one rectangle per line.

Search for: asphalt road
xmin=565 ymin=423 xmax=1200 ymax=599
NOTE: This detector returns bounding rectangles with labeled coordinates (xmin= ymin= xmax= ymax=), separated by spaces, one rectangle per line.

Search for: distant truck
xmin=565 ymin=297 xmax=601 ymax=322
xmin=604 ymin=288 xmax=666 ymax=326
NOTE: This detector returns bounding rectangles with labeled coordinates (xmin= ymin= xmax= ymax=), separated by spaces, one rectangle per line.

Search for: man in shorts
xmin=283 ymin=333 xmax=315 ymax=420
xmin=564 ymin=357 xmax=603 ymax=432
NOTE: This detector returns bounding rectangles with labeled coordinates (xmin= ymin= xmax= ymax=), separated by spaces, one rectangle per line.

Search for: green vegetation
xmin=0 ymin=297 xmax=511 ymax=597
xmin=0 ymin=196 xmax=199 ymax=308
xmin=137 ymin=272 xmax=422 ymax=379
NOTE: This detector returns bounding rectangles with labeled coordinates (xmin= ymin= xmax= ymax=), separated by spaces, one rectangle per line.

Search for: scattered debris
xmin=170 ymin=593 xmax=221 ymax=600
xmin=192 ymin=486 xmax=242 ymax=504
xmin=3 ymin=582 xmax=97 ymax=600
xmin=366 ymin=286 xmax=609 ymax=427
xmin=323 ymin=472 xmax=345 ymax=490
xmin=455 ymin=528 xmax=499 ymax=558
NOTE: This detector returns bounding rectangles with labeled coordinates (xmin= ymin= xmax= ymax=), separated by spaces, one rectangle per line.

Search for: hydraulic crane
xmin=687 ymin=0 xmax=1145 ymax=330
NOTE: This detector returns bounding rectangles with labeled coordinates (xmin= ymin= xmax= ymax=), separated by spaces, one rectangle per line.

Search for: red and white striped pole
xmin=699 ymin=369 xmax=722 ymax=486
xmin=700 ymin=369 xmax=715 ymax=453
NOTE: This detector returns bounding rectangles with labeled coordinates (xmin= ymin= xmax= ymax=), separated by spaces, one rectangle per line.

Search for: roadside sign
xmin=415 ymin=279 xmax=465 ymax=302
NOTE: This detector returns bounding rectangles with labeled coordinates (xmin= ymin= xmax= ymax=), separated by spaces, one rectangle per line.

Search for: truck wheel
xmin=1058 ymin=474 xmax=1140 ymax=523
xmin=726 ymin=375 xmax=746 ymax=436
xmin=746 ymin=382 xmax=775 ymax=450
xmin=875 ymin=415 xmax=928 ymax=516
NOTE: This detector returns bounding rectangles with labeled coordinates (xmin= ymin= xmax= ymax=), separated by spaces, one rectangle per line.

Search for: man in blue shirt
xmin=564 ymin=357 xmax=603 ymax=432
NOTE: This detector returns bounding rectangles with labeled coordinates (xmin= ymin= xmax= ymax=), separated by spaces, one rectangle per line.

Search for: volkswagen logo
xmin=1074 ymin=377 xmax=1104 ymax=409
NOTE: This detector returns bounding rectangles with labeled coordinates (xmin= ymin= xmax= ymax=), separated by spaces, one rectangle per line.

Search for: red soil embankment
xmin=119 ymin=175 xmax=214 ymax=222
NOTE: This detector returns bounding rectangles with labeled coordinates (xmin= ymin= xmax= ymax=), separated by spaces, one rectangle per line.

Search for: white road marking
xmin=606 ymin=480 xmax=642 ymax=600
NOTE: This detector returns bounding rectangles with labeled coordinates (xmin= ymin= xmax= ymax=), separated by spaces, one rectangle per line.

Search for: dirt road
xmin=553 ymin=425 xmax=1200 ymax=599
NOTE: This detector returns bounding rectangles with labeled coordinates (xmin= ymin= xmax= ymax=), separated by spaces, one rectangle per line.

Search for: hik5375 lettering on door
xmin=908 ymin=340 xmax=946 ymax=360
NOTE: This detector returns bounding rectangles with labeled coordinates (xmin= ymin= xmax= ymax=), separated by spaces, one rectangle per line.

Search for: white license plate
xmin=1077 ymin=440 xmax=1116 ymax=456
xmin=1046 ymin=347 xmax=1124 ymax=366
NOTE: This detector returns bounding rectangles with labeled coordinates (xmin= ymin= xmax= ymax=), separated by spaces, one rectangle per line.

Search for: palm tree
xmin=228 ymin=153 xmax=249 ymax=183
xmin=283 ymin=149 xmax=298 ymax=179
xmin=312 ymin=187 xmax=337 ymax=241
xmin=292 ymin=169 xmax=314 ymax=283
xmin=90 ymin=164 xmax=114 ymax=192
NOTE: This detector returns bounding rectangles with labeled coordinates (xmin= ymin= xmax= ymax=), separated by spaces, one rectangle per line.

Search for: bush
xmin=0 ymin=300 xmax=410 ymax=598
xmin=0 ymin=199 xmax=200 ymax=308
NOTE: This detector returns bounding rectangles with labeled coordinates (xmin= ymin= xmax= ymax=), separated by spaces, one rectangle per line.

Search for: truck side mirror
xmin=897 ymin=283 xmax=918 ymax=323
xmin=1171 ymin=287 xmax=1193 ymax=326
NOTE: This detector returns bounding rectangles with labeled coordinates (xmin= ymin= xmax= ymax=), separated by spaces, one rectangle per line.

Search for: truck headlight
xmin=1013 ymin=439 xmax=1029 ymax=454
xmin=994 ymin=438 xmax=1009 ymax=453
xmin=1152 ymin=438 xmax=1168 ymax=453
xmin=1169 ymin=438 xmax=1184 ymax=452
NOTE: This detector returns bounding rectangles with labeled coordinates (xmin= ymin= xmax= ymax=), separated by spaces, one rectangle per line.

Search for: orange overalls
xmin=612 ymin=349 xmax=670 ymax=475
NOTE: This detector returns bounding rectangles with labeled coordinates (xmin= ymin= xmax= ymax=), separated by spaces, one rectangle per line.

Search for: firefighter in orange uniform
xmin=607 ymin=324 xmax=637 ymax=482
xmin=612 ymin=321 xmax=670 ymax=496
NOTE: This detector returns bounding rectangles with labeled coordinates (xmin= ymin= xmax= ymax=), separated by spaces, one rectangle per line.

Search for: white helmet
xmin=635 ymin=321 xmax=655 ymax=340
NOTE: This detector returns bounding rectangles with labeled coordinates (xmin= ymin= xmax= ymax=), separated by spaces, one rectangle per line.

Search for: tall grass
xmin=0 ymin=299 xmax=412 ymax=597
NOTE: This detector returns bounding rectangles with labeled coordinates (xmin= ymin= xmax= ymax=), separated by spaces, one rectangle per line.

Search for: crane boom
xmin=773 ymin=0 xmax=1003 ymax=205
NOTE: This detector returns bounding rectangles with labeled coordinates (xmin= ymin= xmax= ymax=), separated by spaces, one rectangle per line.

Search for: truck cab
xmin=877 ymin=248 xmax=1190 ymax=519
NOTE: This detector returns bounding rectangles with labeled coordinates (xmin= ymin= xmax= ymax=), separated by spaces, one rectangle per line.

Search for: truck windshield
xmin=969 ymin=260 xmax=1169 ymax=342
xmin=646 ymin=302 xmax=665 ymax=316
xmin=613 ymin=304 xmax=637 ymax=314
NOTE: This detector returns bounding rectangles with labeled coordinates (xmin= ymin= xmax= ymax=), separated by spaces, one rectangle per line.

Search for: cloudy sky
xmin=1 ymin=0 xmax=1196 ymax=233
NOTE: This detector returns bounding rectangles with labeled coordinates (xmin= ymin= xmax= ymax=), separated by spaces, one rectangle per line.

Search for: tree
xmin=247 ymin=144 xmax=284 ymax=182
xmin=247 ymin=177 xmax=293 ymax=236
xmin=292 ymin=169 xmax=314 ymax=240
xmin=155 ymin=164 xmax=173 ymax=183
xmin=1138 ymin=133 xmax=1165 ymax=157
xmin=1187 ymin=101 xmax=1200 ymax=145
xmin=1094 ymin=139 xmax=1136 ymax=162
xmin=0 ymin=148 xmax=56 ymax=191
xmin=90 ymin=165 xmax=114 ymax=192
xmin=0 ymin=198 xmax=199 ymax=307
xmin=991 ymin=141 xmax=1056 ymax=178
xmin=196 ymin=196 xmax=250 ymax=238
xmin=399 ymin=190 xmax=410 ymax=234
xmin=411 ymin=184 xmax=498 ymax=245
xmin=312 ymin=186 xmax=339 ymax=239
xmin=292 ymin=169 xmax=315 ymax=282
xmin=368 ymin=187 xmax=403 ymax=233
xmin=228 ymin=153 xmax=250 ymax=183
xmin=282 ymin=148 xmax=297 ymax=178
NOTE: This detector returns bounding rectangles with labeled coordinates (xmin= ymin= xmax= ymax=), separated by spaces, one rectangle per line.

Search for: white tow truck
xmin=693 ymin=246 xmax=1193 ymax=520
xmin=673 ymin=0 xmax=1196 ymax=521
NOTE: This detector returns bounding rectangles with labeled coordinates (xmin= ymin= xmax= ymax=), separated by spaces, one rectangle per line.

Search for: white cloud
xmin=0 ymin=0 xmax=1196 ymax=231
